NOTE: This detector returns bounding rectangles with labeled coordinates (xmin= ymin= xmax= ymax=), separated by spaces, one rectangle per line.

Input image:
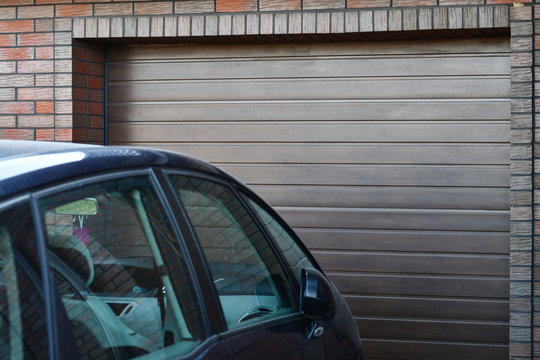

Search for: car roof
xmin=0 ymin=140 xmax=234 ymax=200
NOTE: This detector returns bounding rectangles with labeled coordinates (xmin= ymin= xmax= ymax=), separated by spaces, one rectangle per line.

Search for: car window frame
xmin=161 ymin=170 xmax=304 ymax=325
xmin=0 ymin=194 xmax=79 ymax=360
xmin=236 ymin=186 xmax=324 ymax=282
xmin=29 ymin=168 xmax=224 ymax=359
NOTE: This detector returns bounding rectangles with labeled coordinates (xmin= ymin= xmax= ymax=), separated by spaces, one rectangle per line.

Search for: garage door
xmin=108 ymin=37 xmax=510 ymax=360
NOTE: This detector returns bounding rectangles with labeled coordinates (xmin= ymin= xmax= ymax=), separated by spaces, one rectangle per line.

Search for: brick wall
xmin=0 ymin=0 xmax=535 ymax=359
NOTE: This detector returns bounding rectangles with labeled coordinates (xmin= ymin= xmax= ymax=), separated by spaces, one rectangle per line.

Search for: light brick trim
xmin=71 ymin=5 xmax=510 ymax=40
xmin=509 ymin=5 xmax=534 ymax=359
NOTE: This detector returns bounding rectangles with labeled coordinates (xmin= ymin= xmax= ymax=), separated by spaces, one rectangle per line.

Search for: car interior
xmin=41 ymin=177 xmax=203 ymax=359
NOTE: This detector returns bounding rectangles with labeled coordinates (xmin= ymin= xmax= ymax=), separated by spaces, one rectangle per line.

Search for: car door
xmin=241 ymin=193 xmax=362 ymax=360
xmin=166 ymin=173 xmax=326 ymax=360
xmin=34 ymin=171 xmax=234 ymax=360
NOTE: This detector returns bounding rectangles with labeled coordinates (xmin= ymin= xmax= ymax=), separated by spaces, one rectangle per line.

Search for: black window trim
xmin=161 ymin=169 xmax=302 ymax=323
xmin=0 ymin=195 xmax=64 ymax=359
xmin=237 ymin=185 xmax=324 ymax=276
xmin=149 ymin=167 xmax=216 ymax=338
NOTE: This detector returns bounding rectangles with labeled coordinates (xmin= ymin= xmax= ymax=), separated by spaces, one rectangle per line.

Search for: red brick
xmin=87 ymin=129 xmax=104 ymax=142
xmin=0 ymin=101 xmax=34 ymax=114
xmin=72 ymin=128 xmax=86 ymax=141
xmin=56 ymin=4 xmax=93 ymax=18
xmin=17 ymin=87 xmax=53 ymax=101
xmin=73 ymin=114 xmax=90 ymax=128
xmin=88 ymin=76 xmax=104 ymax=89
xmin=73 ymin=60 xmax=89 ymax=74
xmin=88 ymin=48 xmax=104 ymax=63
xmin=73 ymin=47 xmax=87 ymax=61
xmin=91 ymin=116 xmax=104 ymax=128
xmin=73 ymin=88 xmax=89 ymax=101
xmin=260 ymin=0 xmax=301 ymax=11
xmin=134 ymin=2 xmax=173 ymax=15
xmin=89 ymin=102 xmax=104 ymax=115
xmin=18 ymin=33 xmax=54 ymax=46
xmin=90 ymin=89 xmax=103 ymax=102
xmin=36 ymin=128 xmax=54 ymax=141
xmin=73 ymin=73 xmax=87 ymax=88
xmin=0 ymin=129 xmax=34 ymax=140
xmin=95 ymin=3 xmax=133 ymax=16
xmin=393 ymin=0 xmax=436 ymax=5
xmin=73 ymin=101 xmax=86 ymax=114
xmin=1 ymin=0 xmax=33 ymax=5
xmin=0 ymin=35 xmax=16 ymax=47
xmin=18 ymin=60 xmax=54 ymax=73
xmin=36 ymin=46 xmax=54 ymax=59
xmin=439 ymin=0 xmax=482 ymax=3
xmin=348 ymin=0 xmax=390 ymax=7
xmin=36 ymin=101 xmax=54 ymax=114
xmin=90 ymin=63 xmax=104 ymax=76
xmin=0 ymin=47 xmax=33 ymax=61
xmin=216 ymin=0 xmax=257 ymax=12
xmin=55 ymin=128 xmax=72 ymax=142
xmin=0 ymin=20 xmax=34 ymax=33
xmin=487 ymin=0 xmax=523 ymax=3
xmin=36 ymin=0 xmax=72 ymax=4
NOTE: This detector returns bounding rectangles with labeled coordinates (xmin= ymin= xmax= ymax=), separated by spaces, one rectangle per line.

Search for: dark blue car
xmin=0 ymin=140 xmax=363 ymax=360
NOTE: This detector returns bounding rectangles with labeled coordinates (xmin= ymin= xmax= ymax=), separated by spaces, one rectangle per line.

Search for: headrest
xmin=49 ymin=235 xmax=94 ymax=286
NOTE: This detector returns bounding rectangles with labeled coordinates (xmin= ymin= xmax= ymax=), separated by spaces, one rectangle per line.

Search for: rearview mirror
xmin=55 ymin=198 xmax=98 ymax=216
xmin=299 ymin=267 xmax=337 ymax=322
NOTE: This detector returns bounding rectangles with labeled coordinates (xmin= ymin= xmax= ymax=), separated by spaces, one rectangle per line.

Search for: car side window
xmin=169 ymin=175 xmax=293 ymax=329
xmin=39 ymin=176 xmax=204 ymax=359
xmin=0 ymin=202 xmax=49 ymax=359
xmin=243 ymin=196 xmax=317 ymax=286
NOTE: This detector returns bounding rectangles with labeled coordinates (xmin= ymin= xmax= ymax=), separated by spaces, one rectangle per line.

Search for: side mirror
xmin=300 ymin=268 xmax=337 ymax=322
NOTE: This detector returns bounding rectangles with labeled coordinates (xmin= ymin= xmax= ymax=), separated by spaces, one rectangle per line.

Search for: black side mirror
xmin=300 ymin=268 xmax=337 ymax=322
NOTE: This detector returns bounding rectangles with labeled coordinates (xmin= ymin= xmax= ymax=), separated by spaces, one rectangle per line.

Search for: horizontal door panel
xmin=130 ymin=143 xmax=510 ymax=166
xmin=356 ymin=318 xmax=508 ymax=343
xmin=298 ymin=229 xmax=509 ymax=254
xmin=313 ymin=251 xmax=508 ymax=276
xmin=329 ymin=273 xmax=508 ymax=298
xmin=109 ymin=77 xmax=510 ymax=102
xmin=109 ymin=38 xmax=508 ymax=61
xmin=109 ymin=122 xmax=510 ymax=143
xmin=361 ymin=339 xmax=507 ymax=360
xmin=251 ymin=185 xmax=510 ymax=210
xmin=109 ymin=56 xmax=509 ymax=80
xmin=220 ymin=164 xmax=509 ymax=187
xmin=276 ymin=207 xmax=509 ymax=232
xmin=109 ymin=100 xmax=509 ymax=121
xmin=345 ymin=295 xmax=508 ymax=322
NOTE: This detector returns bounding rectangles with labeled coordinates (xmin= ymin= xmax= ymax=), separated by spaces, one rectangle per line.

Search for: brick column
xmin=533 ymin=2 xmax=540 ymax=358
xmin=511 ymin=4 xmax=534 ymax=359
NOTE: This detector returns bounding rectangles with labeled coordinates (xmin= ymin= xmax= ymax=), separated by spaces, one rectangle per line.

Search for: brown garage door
xmin=109 ymin=37 xmax=510 ymax=360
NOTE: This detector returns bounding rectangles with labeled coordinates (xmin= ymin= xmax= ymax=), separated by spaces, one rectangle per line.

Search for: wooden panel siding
xmin=109 ymin=36 xmax=511 ymax=360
